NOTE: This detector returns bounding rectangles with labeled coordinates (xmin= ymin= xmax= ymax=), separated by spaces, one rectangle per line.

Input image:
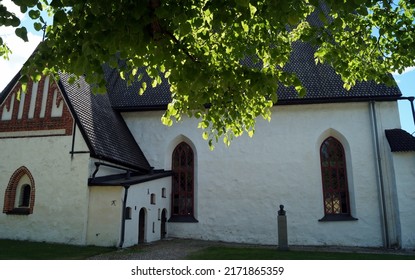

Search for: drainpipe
xmin=369 ymin=101 xmax=389 ymax=248
xmin=119 ymin=184 xmax=130 ymax=248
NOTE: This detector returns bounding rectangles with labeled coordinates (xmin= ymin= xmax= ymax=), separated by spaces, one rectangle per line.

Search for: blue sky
xmin=0 ymin=0 xmax=414 ymax=134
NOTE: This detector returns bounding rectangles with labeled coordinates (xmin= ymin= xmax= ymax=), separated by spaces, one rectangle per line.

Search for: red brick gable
xmin=0 ymin=76 xmax=73 ymax=138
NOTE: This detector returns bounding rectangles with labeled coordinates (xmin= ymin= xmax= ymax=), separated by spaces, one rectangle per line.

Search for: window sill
xmin=5 ymin=208 xmax=31 ymax=215
xmin=319 ymin=214 xmax=358 ymax=222
xmin=168 ymin=215 xmax=198 ymax=223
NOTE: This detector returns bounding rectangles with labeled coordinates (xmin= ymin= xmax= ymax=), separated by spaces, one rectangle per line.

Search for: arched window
xmin=320 ymin=137 xmax=355 ymax=221
xmin=3 ymin=166 xmax=35 ymax=215
xmin=170 ymin=142 xmax=196 ymax=222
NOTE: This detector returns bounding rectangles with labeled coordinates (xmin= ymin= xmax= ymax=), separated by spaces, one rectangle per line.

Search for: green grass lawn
xmin=1 ymin=239 xmax=414 ymax=260
xmin=0 ymin=239 xmax=116 ymax=260
xmin=186 ymin=246 xmax=415 ymax=260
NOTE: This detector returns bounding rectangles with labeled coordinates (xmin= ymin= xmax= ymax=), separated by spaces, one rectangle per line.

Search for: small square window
xmin=125 ymin=207 xmax=132 ymax=220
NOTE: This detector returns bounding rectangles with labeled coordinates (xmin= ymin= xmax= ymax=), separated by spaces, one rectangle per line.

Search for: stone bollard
xmin=278 ymin=205 xmax=289 ymax=250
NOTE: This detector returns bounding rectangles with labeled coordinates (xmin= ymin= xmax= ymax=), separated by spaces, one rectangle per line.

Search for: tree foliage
xmin=1 ymin=0 xmax=415 ymax=147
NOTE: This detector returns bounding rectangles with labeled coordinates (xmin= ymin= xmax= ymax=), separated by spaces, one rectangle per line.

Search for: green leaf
xmin=249 ymin=3 xmax=257 ymax=18
xmin=28 ymin=9 xmax=41 ymax=19
xmin=202 ymin=131 xmax=209 ymax=140
xmin=34 ymin=22 xmax=43 ymax=31
xmin=15 ymin=27 xmax=28 ymax=42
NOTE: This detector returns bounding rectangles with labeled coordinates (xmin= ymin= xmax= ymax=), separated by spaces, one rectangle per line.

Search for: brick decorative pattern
xmin=3 ymin=166 xmax=36 ymax=215
xmin=0 ymin=76 xmax=73 ymax=137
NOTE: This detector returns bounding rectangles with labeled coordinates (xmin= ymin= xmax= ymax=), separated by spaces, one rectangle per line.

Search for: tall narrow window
xmin=19 ymin=184 xmax=31 ymax=207
xmin=320 ymin=137 xmax=355 ymax=221
xmin=170 ymin=142 xmax=196 ymax=222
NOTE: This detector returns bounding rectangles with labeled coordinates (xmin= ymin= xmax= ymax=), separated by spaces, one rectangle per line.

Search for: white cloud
xmin=1 ymin=0 xmax=25 ymax=19
xmin=0 ymin=1 xmax=40 ymax=91
xmin=0 ymin=28 xmax=42 ymax=91
xmin=393 ymin=66 xmax=415 ymax=76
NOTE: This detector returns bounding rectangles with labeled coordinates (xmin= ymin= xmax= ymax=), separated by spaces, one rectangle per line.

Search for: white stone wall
xmin=391 ymin=152 xmax=415 ymax=249
xmin=124 ymin=177 xmax=171 ymax=247
xmin=122 ymin=101 xmax=403 ymax=247
xmin=0 ymin=126 xmax=90 ymax=245
xmin=87 ymin=177 xmax=171 ymax=247
xmin=86 ymin=186 xmax=123 ymax=247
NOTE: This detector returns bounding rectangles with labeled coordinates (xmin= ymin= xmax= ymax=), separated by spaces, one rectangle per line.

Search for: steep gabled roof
xmin=385 ymin=129 xmax=415 ymax=152
xmin=103 ymin=4 xmax=400 ymax=111
xmin=58 ymin=73 xmax=152 ymax=172
xmin=0 ymin=72 xmax=21 ymax=106
xmin=103 ymin=43 xmax=401 ymax=111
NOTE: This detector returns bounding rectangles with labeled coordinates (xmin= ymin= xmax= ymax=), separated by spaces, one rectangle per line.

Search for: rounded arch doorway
xmin=138 ymin=208 xmax=146 ymax=243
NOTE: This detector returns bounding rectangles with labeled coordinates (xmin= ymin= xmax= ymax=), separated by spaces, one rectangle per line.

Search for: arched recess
xmin=165 ymin=134 xmax=197 ymax=170
xmin=3 ymin=166 xmax=36 ymax=215
xmin=138 ymin=207 xmax=147 ymax=243
xmin=161 ymin=208 xmax=167 ymax=239
xmin=316 ymin=129 xmax=357 ymax=221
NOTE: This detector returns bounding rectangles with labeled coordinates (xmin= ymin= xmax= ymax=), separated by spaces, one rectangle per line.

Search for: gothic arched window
xmin=171 ymin=142 xmax=196 ymax=221
xmin=320 ymin=137 xmax=354 ymax=220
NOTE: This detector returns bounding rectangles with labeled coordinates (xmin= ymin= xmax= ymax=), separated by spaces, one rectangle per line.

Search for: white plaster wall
xmin=123 ymin=177 xmax=171 ymax=247
xmin=0 ymin=126 xmax=90 ymax=245
xmin=86 ymin=186 xmax=123 ymax=247
xmin=86 ymin=177 xmax=171 ymax=247
xmin=122 ymin=101 xmax=402 ymax=247
xmin=392 ymin=152 xmax=415 ymax=249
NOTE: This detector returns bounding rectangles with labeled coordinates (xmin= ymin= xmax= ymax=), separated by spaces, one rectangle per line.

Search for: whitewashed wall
xmin=87 ymin=177 xmax=171 ymax=247
xmin=87 ymin=186 xmax=123 ymax=247
xmin=123 ymin=177 xmax=171 ymax=247
xmin=0 ymin=126 xmax=90 ymax=245
xmin=391 ymin=152 xmax=415 ymax=249
xmin=122 ymin=101 xmax=404 ymax=248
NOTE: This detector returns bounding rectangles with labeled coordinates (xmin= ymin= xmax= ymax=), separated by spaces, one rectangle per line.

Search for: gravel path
xmin=88 ymin=238 xmax=415 ymax=260
xmin=88 ymin=238 xmax=228 ymax=260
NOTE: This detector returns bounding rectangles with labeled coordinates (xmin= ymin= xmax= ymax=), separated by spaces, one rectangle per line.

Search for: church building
xmin=1 ymin=39 xmax=414 ymax=249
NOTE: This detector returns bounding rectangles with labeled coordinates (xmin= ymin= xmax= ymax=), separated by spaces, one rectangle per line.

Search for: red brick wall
xmin=0 ymin=76 xmax=73 ymax=137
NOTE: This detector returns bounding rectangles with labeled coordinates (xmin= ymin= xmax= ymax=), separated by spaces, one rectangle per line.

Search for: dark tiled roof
xmin=385 ymin=129 xmax=415 ymax=152
xmin=276 ymin=42 xmax=401 ymax=103
xmin=104 ymin=65 xmax=171 ymax=110
xmin=88 ymin=170 xmax=172 ymax=186
xmin=103 ymin=5 xmax=400 ymax=110
xmin=58 ymin=73 xmax=152 ymax=172
xmin=0 ymin=72 xmax=21 ymax=105
xmin=104 ymin=45 xmax=401 ymax=111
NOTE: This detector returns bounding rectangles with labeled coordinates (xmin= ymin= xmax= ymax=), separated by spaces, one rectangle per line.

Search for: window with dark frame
xmin=150 ymin=193 xmax=156 ymax=205
xmin=19 ymin=184 xmax=31 ymax=207
xmin=320 ymin=137 xmax=353 ymax=219
xmin=171 ymin=142 xmax=194 ymax=218
xmin=125 ymin=207 xmax=132 ymax=220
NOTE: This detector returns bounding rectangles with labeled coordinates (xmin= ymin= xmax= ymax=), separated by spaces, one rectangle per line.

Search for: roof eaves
xmin=276 ymin=95 xmax=402 ymax=106
xmin=88 ymin=170 xmax=173 ymax=186
xmin=56 ymin=78 xmax=94 ymax=155
xmin=0 ymin=71 xmax=21 ymax=106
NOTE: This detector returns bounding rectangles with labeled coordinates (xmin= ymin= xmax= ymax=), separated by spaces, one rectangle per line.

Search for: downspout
xmin=369 ymin=101 xmax=389 ymax=248
xmin=119 ymin=184 xmax=130 ymax=248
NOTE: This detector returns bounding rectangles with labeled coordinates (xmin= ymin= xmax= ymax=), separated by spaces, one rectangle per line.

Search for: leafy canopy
xmin=1 ymin=0 xmax=415 ymax=147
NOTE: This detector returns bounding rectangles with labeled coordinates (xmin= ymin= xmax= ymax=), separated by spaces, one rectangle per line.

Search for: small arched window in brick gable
xmin=3 ymin=166 xmax=36 ymax=215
